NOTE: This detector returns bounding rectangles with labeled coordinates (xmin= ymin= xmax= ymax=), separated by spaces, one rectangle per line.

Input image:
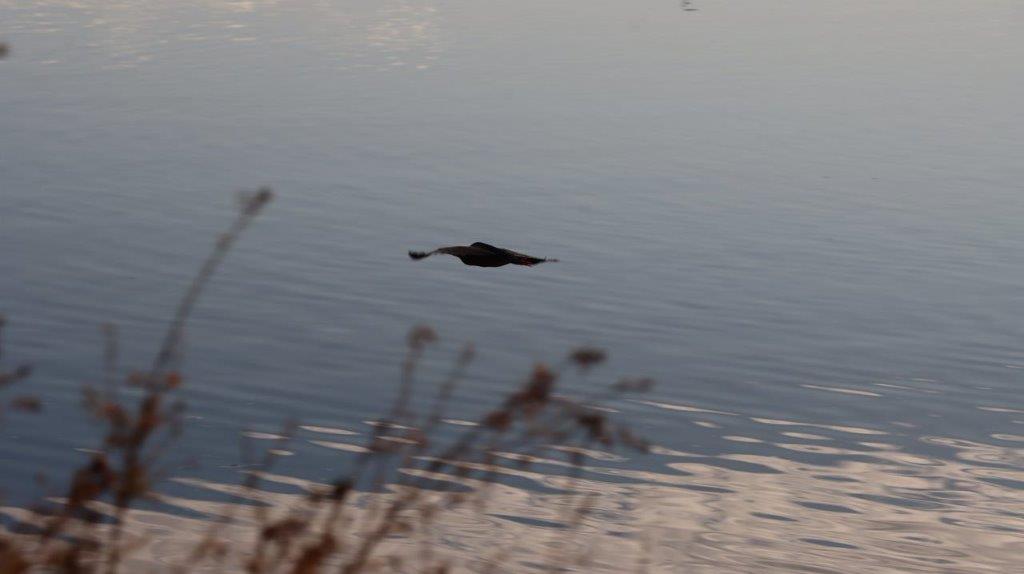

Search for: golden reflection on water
xmin=5 ymin=406 xmax=1022 ymax=573
xmin=1 ymin=0 xmax=447 ymax=70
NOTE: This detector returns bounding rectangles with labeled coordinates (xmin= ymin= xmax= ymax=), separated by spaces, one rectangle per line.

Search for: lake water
xmin=2 ymin=0 xmax=1023 ymax=571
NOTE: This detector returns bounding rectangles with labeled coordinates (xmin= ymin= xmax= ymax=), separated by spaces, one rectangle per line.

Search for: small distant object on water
xmin=0 ymin=42 xmax=9 ymax=59
xmin=408 ymin=242 xmax=558 ymax=268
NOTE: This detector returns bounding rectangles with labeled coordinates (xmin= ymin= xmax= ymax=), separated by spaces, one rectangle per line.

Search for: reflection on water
xmin=5 ymin=398 xmax=1022 ymax=572
xmin=0 ymin=0 xmax=447 ymax=70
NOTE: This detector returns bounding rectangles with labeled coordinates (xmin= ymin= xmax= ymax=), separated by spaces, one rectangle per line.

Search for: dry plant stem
xmin=354 ymin=346 xmax=426 ymax=549
xmin=3 ymin=227 xmax=658 ymax=574
xmin=339 ymin=488 xmax=418 ymax=574
xmin=99 ymin=189 xmax=273 ymax=574
xmin=241 ymin=426 xmax=298 ymax=571
xmin=340 ymin=358 xmax=634 ymax=574
xmin=424 ymin=344 xmax=474 ymax=430
xmin=283 ymin=335 xmax=439 ymax=572
xmin=151 ymin=189 xmax=272 ymax=376
xmin=341 ymin=390 xmax=478 ymax=571
xmin=268 ymin=336 xmax=644 ymax=573
xmin=102 ymin=324 xmax=119 ymax=399
xmin=365 ymin=343 xmax=474 ymax=543
xmin=182 ymin=425 xmax=295 ymax=573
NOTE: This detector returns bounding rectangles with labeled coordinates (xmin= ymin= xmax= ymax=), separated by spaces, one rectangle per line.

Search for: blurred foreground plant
xmin=0 ymin=316 xmax=41 ymax=419
xmin=0 ymin=188 xmax=273 ymax=573
xmin=0 ymin=188 xmax=653 ymax=573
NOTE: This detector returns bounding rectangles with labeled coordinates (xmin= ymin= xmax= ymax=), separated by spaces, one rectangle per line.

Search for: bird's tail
xmin=518 ymin=256 xmax=559 ymax=266
xmin=408 ymin=250 xmax=432 ymax=260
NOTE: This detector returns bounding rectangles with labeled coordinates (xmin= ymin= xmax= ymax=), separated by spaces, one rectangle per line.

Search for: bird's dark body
xmin=408 ymin=242 xmax=556 ymax=267
xmin=452 ymin=248 xmax=510 ymax=267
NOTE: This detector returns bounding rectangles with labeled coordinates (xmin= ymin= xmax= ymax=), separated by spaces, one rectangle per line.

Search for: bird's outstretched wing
xmin=409 ymin=246 xmax=472 ymax=260
xmin=470 ymin=242 xmax=556 ymax=266
xmin=469 ymin=242 xmax=505 ymax=254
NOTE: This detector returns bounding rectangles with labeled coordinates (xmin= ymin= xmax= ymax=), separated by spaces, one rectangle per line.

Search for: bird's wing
xmin=469 ymin=242 xmax=506 ymax=255
xmin=471 ymin=242 xmax=532 ymax=259
xmin=435 ymin=246 xmax=470 ymax=256
xmin=409 ymin=246 xmax=482 ymax=260
xmin=409 ymin=246 xmax=457 ymax=260
xmin=471 ymin=242 xmax=553 ymax=266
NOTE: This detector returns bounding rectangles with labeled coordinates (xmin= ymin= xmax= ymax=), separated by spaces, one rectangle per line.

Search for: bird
xmin=408 ymin=242 xmax=558 ymax=267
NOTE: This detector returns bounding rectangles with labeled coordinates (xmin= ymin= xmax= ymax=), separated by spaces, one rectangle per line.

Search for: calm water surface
xmin=2 ymin=1 xmax=1023 ymax=571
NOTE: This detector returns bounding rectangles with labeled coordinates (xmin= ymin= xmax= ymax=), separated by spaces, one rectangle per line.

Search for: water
xmin=2 ymin=0 xmax=1023 ymax=571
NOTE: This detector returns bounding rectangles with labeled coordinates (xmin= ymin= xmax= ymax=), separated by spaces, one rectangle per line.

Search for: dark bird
xmin=408 ymin=242 xmax=558 ymax=267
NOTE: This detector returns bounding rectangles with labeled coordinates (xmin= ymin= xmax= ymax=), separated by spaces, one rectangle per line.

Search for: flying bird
xmin=408 ymin=242 xmax=558 ymax=267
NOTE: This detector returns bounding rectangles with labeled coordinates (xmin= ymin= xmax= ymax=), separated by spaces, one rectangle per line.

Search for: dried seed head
xmin=164 ymin=372 xmax=183 ymax=389
xmin=482 ymin=409 xmax=512 ymax=431
xmin=513 ymin=364 xmax=556 ymax=407
xmin=10 ymin=396 xmax=42 ymax=412
xmin=576 ymin=411 xmax=610 ymax=444
xmin=569 ymin=347 xmax=606 ymax=370
xmin=237 ymin=186 xmax=274 ymax=216
xmin=0 ymin=365 xmax=32 ymax=387
xmin=407 ymin=325 xmax=438 ymax=350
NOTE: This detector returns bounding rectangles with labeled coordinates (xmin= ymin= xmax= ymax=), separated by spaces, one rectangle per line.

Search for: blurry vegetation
xmin=0 ymin=189 xmax=652 ymax=572
xmin=0 ymin=316 xmax=40 ymax=418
